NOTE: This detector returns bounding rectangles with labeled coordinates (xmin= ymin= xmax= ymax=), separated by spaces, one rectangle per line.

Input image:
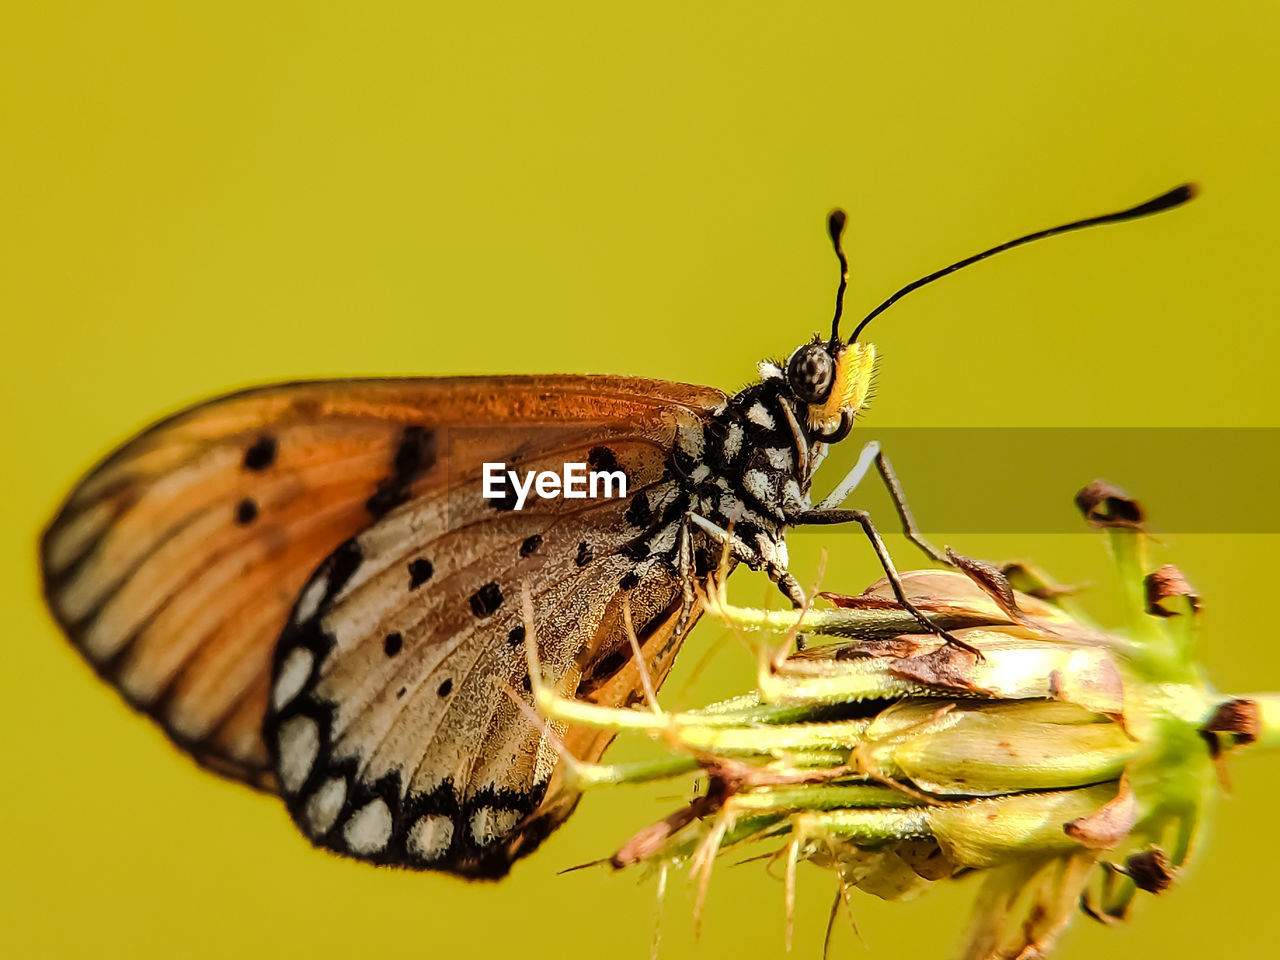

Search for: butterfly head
xmin=782 ymin=338 xmax=877 ymax=443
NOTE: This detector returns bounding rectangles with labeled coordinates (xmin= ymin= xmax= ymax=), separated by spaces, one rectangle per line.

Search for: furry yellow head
xmin=812 ymin=341 xmax=876 ymax=435
xmin=780 ymin=339 xmax=877 ymax=441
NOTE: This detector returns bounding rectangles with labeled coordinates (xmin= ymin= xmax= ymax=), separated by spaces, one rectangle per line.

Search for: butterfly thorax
xmin=616 ymin=362 xmax=856 ymax=597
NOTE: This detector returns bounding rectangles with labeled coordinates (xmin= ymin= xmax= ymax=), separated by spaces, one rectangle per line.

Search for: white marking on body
xmin=272 ymin=647 xmax=314 ymax=710
xmin=783 ymin=478 xmax=805 ymax=509
xmin=470 ymin=806 xmax=521 ymax=846
xmin=744 ymin=469 xmax=774 ymax=503
xmin=775 ymin=539 xmax=790 ymax=570
xmin=277 ymin=715 xmax=319 ymax=794
xmin=305 ymin=777 xmax=347 ymax=835
xmin=343 ymin=798 xmax=393 ymax=854
xmin=689 ymin=464 xmax=710 ymax=484
xmin=747 ymin=402 xmax=776 ymax=430
xmin=719 ymin=491 xmax=743 ymax=516
xmin=294 ymin=576 xmax=327 ymax=623
xmin=408 ymin=815 xmax=454 ymax=861
xmin=766 ymin=446 xmax=792 ymax=470
xmin=757 ymin=360 xmax=784 ymax=380
xmin=712 ymin=401 xmax=728 ymax=416
xmin=723 ymin=421 xmax=744 ymax=460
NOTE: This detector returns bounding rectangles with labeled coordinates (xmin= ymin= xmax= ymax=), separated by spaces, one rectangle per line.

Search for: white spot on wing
xmin=277 ymin=715 xmax=319 ymax=794
xmin=294 ymin=576 xmax=327 ymax=623
xmin=272 ymin=647 xmax=314 ymax=710
xmin=470 ymin=806 xmax=521 ymax=846
xmin=408 ymin=815 xmax=455 ymax=861
xmin=344 ymin=798 xmax=393 ymax=855
xmin=305 ymin=777 xmax=347 ymax=835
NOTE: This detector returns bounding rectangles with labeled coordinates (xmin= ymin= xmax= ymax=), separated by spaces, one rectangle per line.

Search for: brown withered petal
xmin=1075 ymin=480 xmax=1145 ymax=530
xmin=1000 ymin=561 xmax=1084 ymax=601
xmin=888 ymin=643 xmax=982 ymax=692
xmin=1125 ymin=849 xmax=1176 ymax=894
xmin=1144 ymin=564 xmax=1202 ymax=618
xmin=834 ymin=636 xmax=931 ymax=660
xmin=1203 ymin=698 xmax=1261 ymax=745
xmin=819 ymin=592 xmax=906 ymax=610
xmin=1064 ymin=778 xmax=1136 ymax=849
xmin=947 ymin=548 xmax=1044 ymax=631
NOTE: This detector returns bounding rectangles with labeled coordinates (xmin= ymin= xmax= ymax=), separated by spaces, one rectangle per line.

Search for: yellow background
xmin=3 ymin=3 xmax=1278 ymax=958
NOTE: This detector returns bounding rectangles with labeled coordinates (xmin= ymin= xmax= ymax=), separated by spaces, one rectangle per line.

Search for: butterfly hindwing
xmin=41 ymin=377 xmax=723 ymax=792
xmin=266 ymin=424 xmax=707 ymax=876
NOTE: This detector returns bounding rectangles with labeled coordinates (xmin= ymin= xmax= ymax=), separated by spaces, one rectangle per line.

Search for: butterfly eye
xmin=785 ymin=343 xmax=835 ymax=405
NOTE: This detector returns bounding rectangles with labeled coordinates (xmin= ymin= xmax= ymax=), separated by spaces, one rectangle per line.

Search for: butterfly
xmin=40 ymin=184 xmax=1194 ymax=878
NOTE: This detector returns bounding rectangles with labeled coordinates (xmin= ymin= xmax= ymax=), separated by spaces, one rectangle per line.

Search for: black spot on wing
xmin=507 ymin=626 xmax=525 ymax=646
xmin=384 ymin=632 xmax=402 ymax=657
xmin=625 ymin=491 xmax=652 ymax=529
xmin=235 ymin=498 xmax=258 ymax=525
xmin=488 ymin=481 xmax=521 ymax=512
xmin=519 ymin=535 xmax=542 ymax=558
xmin=242 ymin=435 xmax=277 ymax=471
xmin=408 ymin=557 xmax=433 ymax=589
xmin=470 ymin=582 xmax=503 ymax=618
xmin=366 ymin=426 xmax=437 ymax=518
xmin=575 ymin=541 xmax=592 ymax=566
xmin=325 ymin=538 xmax=364 ymax=604
xmin=437 ymin=678 xmax=453 ymax=697
xmin=587 ymin=446 xmax=620 ymax=473
xmin=619 ymin=570 xmax=640 ymax=591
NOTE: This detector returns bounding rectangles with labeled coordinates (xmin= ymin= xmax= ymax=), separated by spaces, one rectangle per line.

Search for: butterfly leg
xmin=792 ymin=507 xmax=981 ymax=657
xmin=688 ymin=512 xmax=812 ymax=649
xmin=672 ymin=516 xmax=698 ymax=642
xmin=814 ymin=441 xmax=949 ymax=565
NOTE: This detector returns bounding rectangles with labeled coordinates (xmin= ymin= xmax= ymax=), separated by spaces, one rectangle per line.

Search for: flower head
xmin=530 ymin=483 xmax=1278 ymax=959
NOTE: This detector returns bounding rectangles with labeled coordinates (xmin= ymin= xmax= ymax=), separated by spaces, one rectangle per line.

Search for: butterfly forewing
xmin=41 ymin=377 xmax=723 ymax=798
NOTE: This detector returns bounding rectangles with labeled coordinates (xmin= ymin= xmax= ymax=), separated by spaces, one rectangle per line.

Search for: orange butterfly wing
xmin=41 ymin=376 xmax=725 ymax=788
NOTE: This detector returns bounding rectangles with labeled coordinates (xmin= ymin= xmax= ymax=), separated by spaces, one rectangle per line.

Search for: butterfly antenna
xmin=827 ymin=209 xmax=850 ymax=345
xmin=849 ymin=183 xmax=1198 ymax=343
